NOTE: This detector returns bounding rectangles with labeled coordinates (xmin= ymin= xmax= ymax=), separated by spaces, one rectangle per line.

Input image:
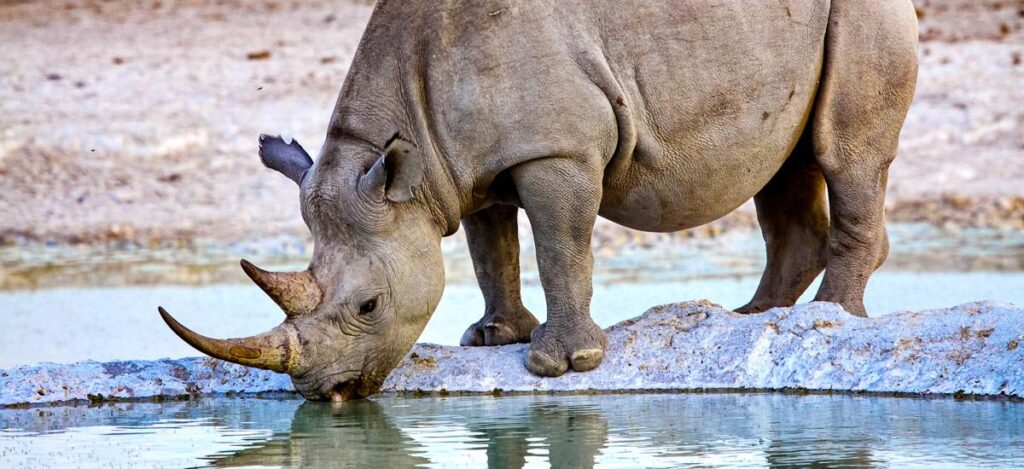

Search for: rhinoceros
xmin=159 ymin=0 xmax=919 ymax=401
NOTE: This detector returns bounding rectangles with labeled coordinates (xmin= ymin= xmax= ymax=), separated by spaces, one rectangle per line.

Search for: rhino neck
xmin=323 ymin=38 xmax=465 ymax=238
xmin=407 ymin=136 xmax=463 ymax=238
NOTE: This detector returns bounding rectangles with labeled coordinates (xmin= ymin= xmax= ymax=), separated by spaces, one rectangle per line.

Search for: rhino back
xmin=342 ymin=0 xmax=831 ymax=220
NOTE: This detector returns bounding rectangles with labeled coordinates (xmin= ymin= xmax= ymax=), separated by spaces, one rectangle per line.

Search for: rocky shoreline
xmin=3 ymin=300 xmax=1021 ymax=407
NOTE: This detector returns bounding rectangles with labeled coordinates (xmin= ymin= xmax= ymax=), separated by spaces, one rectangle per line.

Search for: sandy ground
xmin=0 ymin=0 xmax=1022 ymax=247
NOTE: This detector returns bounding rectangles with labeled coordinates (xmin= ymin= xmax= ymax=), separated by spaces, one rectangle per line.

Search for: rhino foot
xmin=525 ymin=319 xmax=607 ymax=377
xmin=735 ymin=302 xmax=774 ymax=315
xmin=460 ymin=306 xmax=539 ymax=347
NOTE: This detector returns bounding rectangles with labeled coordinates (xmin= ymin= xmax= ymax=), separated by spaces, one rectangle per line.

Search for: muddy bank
xmin=0 ymin=0 xmax=1021 ymax=248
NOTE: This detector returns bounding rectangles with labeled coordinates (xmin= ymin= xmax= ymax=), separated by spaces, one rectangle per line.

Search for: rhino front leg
xmin=512 ymin=158 xmax=607 ymax=377
xmin=460 ymin=204 xmax=540 ymax=346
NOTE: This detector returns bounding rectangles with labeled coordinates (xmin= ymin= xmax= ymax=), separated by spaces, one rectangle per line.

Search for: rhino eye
xmin=359 ymin=297 xmax=378 ymax=315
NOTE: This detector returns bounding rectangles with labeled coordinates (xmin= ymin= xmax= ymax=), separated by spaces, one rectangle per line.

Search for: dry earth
xmin=0 ymin=0 xmax=1022 ymax=247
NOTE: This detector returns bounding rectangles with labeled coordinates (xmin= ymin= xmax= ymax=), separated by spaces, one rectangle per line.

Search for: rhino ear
xmin=360 ymin=134 xmax=423 ymax=203
xmin=258 ymin=134 xmax=313 ymax=185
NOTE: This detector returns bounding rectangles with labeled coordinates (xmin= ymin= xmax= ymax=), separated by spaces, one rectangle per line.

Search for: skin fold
xmin=159 ymin=0 xmax=919 ymax=400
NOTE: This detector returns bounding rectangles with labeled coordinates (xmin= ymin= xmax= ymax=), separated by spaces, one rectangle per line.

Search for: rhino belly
xmin=597 ymin=122 xmax=807 ymax=233
xmin=597 ymin=69 xmax=820 ymax=233
xmin=593 ymin=0 xmax=828 ymax=233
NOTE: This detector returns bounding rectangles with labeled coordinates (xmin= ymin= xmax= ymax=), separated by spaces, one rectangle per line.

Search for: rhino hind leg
xmin=460 ymin=204 xmax=540 ymax=347
xmin=808 ymin=0 xmax=919 ymax=317
xmin=737 ymin=137 xmax=828 ymax=314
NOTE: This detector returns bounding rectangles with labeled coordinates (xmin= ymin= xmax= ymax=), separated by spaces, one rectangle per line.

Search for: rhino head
xmin=159 ymin=133 xmax=447 ymax=401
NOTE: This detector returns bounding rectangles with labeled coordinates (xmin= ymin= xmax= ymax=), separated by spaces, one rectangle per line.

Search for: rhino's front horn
xmin=240 ymin=260 xmax=322 ymax=317
xmin=158 ymin=307 xmax=299 ymax=373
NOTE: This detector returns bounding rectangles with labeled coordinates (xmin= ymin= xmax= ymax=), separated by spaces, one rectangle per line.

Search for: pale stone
xmin=2 ymin=301 xmax=1021 ymax=406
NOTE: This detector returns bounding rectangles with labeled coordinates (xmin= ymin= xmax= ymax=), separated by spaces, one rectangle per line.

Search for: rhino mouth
xmin=288 ymin=369 xmax=361 ymax=401
xmin=330 ymin=379 xmax=364 ymax=402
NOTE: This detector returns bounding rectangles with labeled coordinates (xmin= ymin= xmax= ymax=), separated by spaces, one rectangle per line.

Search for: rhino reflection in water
xmin=158 ymin=0 xmax=919 ymax=400
xmin=212 ymin=399 xmax=609 ymax=469
xmin=212 ymin=401 xmax=429 ymax=468
xmin=209 ymin=396 xmax=880 ymax=468
xmin=468 ymin=402 xmax=609 ymax=469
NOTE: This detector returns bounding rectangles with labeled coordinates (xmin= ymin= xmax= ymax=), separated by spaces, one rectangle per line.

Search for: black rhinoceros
xmin=159 ymin=0 xmax=919 ymax=400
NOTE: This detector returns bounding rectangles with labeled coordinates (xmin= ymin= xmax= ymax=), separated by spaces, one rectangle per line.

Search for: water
xmin=1 ymin=224 xmax=1022 ymax=368
xmin=1 ymin=224 xmax=1022 ymax=467
xmin=2 ymin=394 xmax=1022 ymax=468
xmin=2 ymin=271 xmax=1024 ymax=368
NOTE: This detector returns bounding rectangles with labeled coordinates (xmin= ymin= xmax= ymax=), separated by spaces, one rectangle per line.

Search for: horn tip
xmin=157 ymin=307 xmax=193 ymax=345
xmin=158 ymin=306 xmax=183 ymax=331
xmin=239 ymin=259 xmax=261 ymax=279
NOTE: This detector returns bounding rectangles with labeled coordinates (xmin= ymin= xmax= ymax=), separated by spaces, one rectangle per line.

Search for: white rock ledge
xmin=2 ymin=301 xmax=1022 ymax=406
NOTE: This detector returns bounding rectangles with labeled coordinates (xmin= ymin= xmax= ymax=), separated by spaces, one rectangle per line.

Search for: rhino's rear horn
xmin=241 ymin=259 xmax=323 ymax=317
xmin=258 ymin=134 xmax=313 ymax=185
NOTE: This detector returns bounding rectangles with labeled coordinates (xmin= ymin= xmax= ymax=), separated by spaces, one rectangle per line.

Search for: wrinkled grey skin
xmin=161 ymin=0 xmax=918 ymax=400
